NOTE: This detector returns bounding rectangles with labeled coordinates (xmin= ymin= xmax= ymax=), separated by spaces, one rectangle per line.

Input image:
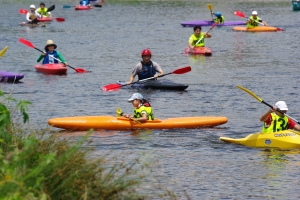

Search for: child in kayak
xmin=212 ymin=12 xmax=224 ymax=24
xmin=246 ymin=11 xmax=268 ymax=28
xmin=123 ymin=93 xmax=154 ymax=122
xmin=260 ymin=101 xmax=300 ymax=133
xmin=36 ymin=2 xmax=52 ymax=18
xmin=37 ymin=40 xmax=68 ymax=66
xmin=26 ymin=5 xmax=42 ymax=24
xmin=188 ymin=25 xmax=212 ymax=49
xmin=78 ymin=0 xmax=91 ymax=7
xmin=127 ymin=49 xmax=164 ymax=84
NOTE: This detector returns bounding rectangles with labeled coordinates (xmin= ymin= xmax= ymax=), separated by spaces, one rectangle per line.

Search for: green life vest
xmin=247 ymin=16 xmax=261 ymax=28
xmin=191 ymin=32 xmax=205 ymax=47
xmin=134 ymin=105 xmax=154 ymax=120
xmin=214 ymin=16 xmax=224 ymax=24
xmin=37 ymin=7 xmax=48 ymax=17
xmin=262 ymin=113 xmax=289 ymax=133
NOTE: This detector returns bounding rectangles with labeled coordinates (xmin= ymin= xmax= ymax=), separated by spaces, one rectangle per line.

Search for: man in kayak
xmin=123 ymin=93 xmax=154 ymax=122
xmin=212 ymin=12 xmax=224 ymax=24
xmin=246 ymin=11 xmax=268 ymax=28
xmin=36 ymin=2 xmax=52 ymax=18
xmin=78 ymin=0 xmax=91 ymax=7
xmin=188 ymin=25 xmax=212 ymax=49
xmin=127 ymin=49 xmax=164 ymax=84
xmin=260 ymin=101 xmax=300 ymax=133
xmin=37 ymin=40 xmax=68 ymax=66
xmin=26 ymin=5 xmax=42 ymax=24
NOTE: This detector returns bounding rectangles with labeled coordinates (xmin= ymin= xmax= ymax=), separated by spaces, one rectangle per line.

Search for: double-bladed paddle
xmin=102 ymin=66 xmax=191 ymax=91
xmin=237 ymin=85 xmax=300 ymax=124
xmin=18 ymin=38 xmax=89 ymax=73
xmin=63 ymin=4 xmax=102 ymax=8
xmin=208 ymin=4 xmax=214 ymax=21
xmin=116 ymin=107 xmax=141 ymax=124
xmin=234 ymin=10 xmax=283 ymax=31
xmin=0 ymin=46 xmax=8 ymax=57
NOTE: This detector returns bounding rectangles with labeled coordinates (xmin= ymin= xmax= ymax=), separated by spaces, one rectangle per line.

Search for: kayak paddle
xmin=18 ymin=38 xmax=89 ymax=73
xmin=0 ymin=46 xmax=8 ymax=57
xmin=102 ymin=66 xmax=191 ymax=91
xmin=234 ymin=10 xmax=283 ymax=31
xmin=63 ymin=5 xmax=102 ymax=8
xmin=208 ymin=4 xmax=214 ymax=21
xmin=116 ymin=107 xmax=141 ymax=124
xmin=237 ymin=85 xmax=300 ymax=124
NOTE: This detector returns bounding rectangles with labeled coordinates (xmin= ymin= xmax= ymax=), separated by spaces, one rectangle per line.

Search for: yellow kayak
xmin=48 ymin=115 xmax=228 ymax=131
xmin=232 ymin=26 xmax=278 ymax=32
xmin=220 ymin=130 xmax=300 ymax=150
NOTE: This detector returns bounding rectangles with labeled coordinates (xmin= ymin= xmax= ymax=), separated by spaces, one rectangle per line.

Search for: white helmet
xmin=30 ymin=5 xmax=36 ymax=9
xmin=252 ymin=11 xmax=258 ymax=15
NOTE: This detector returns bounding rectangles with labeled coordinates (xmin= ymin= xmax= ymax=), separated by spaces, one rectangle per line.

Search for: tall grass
xmin=0 ymin=90 xmax=176 ymax=199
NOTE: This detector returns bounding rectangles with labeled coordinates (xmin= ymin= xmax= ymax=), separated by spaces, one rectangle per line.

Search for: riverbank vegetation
xmin=0 ymin=90 xmax=175 ymax=199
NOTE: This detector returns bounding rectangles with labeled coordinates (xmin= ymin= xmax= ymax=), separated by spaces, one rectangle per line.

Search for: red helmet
xmin=141 ymin=49 xmax=152 ymax=57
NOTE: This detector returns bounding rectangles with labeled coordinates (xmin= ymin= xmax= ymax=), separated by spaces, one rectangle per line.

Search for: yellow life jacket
xmin=262 ymin=113 xmax=289 ymax=133
xmin=190 ymin=32 xmax=205 ymax=47
xmin=133 ymin=104 xmax=154 ymax=120
xmin=37 ymin=7 xmax=48 ymax=17
xmin=214 ymin=16 xmax=224 ymax=24
xmin=247 ymin=16 xmax=261 ymax=28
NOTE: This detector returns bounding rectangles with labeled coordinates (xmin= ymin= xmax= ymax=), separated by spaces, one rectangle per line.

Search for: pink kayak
xmin=35 ymin=64 xmax=67 ymax=75
xmin=37 ymin=17 xmax=53 ymax=22
xmin=75 ymin=5 xmax=93 ymax=10
xmin=184 ymin=47 xmax=212 ymax=56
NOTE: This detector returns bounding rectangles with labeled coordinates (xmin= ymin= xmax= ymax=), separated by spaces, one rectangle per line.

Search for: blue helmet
xmin=214 ymin=12 xmax=222 ymax=17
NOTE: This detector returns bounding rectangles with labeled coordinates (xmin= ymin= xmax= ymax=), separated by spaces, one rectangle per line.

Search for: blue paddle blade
xmin=63 ymin=5 xmax=71 ymax=8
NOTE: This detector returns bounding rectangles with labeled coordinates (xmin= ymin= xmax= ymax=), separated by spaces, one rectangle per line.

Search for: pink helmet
xmin=141 ymin=49 xmax=152 ymax=57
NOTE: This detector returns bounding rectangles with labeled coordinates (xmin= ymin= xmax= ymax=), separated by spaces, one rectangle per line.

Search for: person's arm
xmin=127 ymin=64 xmax=140 ymax=84
xmin=57 ymin=51 xmax=68 ymax=66
xmin=188 ymin=35 xmax=194 ymax=49
xmin=128 ymin=74 xmax=135 ymax=84
xmin=37 ymin=53 xmax=45 ymax=62
xmin=48 ymin=12 xmax=52 ymax=18
xmin=153 ymin=62 xmax=164 ymax=78
xmin=204 ymin=32 xmax=212 ymax=38
xmin=35 ymin=10 xmax=42 ymax=18
xmin=262 ymin=20 xmax=268 ymax=26
xmin=260 ymin=107 xmax=275 ymax=122
xmin=136 ymin=112 xmax=148 ymax=122
xmin=293 ymin=124 xmax=300 ymax=131
xmin=26 ymin=13 xmax=30 ymax=22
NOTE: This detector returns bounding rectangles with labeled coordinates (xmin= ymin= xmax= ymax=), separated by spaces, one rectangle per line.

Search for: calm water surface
xmin=1 ymin=1 xmax=300 ymax=199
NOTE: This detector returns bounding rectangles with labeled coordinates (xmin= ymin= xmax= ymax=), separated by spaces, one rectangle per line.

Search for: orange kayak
xmin=48 ymin=115 xmax=228 ymax=131
xmin=185 ymin=47 xmax=212 ymax=56
xmin=232 ymin=26 xmax=278 ymax=32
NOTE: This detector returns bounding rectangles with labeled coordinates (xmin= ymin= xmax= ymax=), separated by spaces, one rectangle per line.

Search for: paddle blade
xmin=47 ymin=5 xmax=55 ymax=12
xmin=19 ymin=8 xmax=28 ymax=14
xmin=171 ymin=66 xmax=191 ymax=74
xmin=94 ymin=4 xmax=102 ymax=7
xmin=116 ymin=107 xmax=122 ymax=117
xmin=276 ymin=27 xmax=284 ymax=31
xmin=234 ymin=10 xmax=246 ymax=18
xmin=56 ymin=17 xmax=65 ymax=22
xmin=237 ymin=86 xmax=263 ymax=102
xmin=74 ymin=68 xmax=89 ymax=73
xmin=102 ymin=84 xmax=122 ymax=91
xmin=0 ymin=46 xmax=8 ymax=57
xmin=208 ymin=4 xmax=212 ymax=11
xmin=63 ymin=5 xmax=71 ymax=8
xmin=19 ymin=38 xmax=35 ymax=49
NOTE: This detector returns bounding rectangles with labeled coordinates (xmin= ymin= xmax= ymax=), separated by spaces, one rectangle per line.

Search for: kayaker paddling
xmin=123 ymin=93 xmax=154 ymax=123
xmin=260 ymin=101 xmax=300 ymax=133
xmin=188 ymin=25 xmax=212 ymax=49
xmin=37 ymin=40 xmax=68 ymax=66
xmin=212 ymin=12 xmax=224 ymax=24
xmin=246 ymin=11 xmax=268 ymax=28
xmin=26 ymin=5 xmax=41 ymax=24
xmin=36 ymin=2 xmax=52 ymax=18
xmin=127 ymin=49 xmax=164 ymax=84
xmin=78 ymin=0 xmax=91 ymax=7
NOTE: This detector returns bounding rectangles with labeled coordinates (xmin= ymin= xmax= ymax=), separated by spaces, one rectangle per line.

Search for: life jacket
xmin=133 ymin=103 xmax=154 ymax=120
xmin=247 ymin=16 xmax=261 ymax=28
xmin=262 ymin=113 xmax=289 ymax=133
xmin=138 ymin=61 xmax=157 ymax=80
xmin=29 ymin=11 xmax=37 ymax=20
xmin=214 ymin=16 xmax=224 ymax=24
xmin=37 ymin=7 xmax=48 ymax=17
xmin=42 ymin=51 xmax=59 ymax=64
xmin=80 ymin=0 xmax=89 ymax=6
xmin=191 ymin=32 xmax=205 ymax=47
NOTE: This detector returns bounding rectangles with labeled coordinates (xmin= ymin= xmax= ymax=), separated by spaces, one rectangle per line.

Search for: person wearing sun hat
xmin=212 ymin=11 xmax=224 ymax=24
xmin=26 ymin=5 xmax=42 ymax=24
xmin=246 ymin=11 xmax=268 ymax=28
xmin=37 ymin=40 xmax=68 ymax=66
xmin=123 ymin=93 xmax=154 ymax=122
xmin=260 ymin=101 xmax=300 ymax=133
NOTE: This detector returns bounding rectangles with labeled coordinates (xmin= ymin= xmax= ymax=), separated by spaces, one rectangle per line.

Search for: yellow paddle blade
xmin=0 ymin=46 xmax=8 ymax=57
xmin=237 ymin=86 xmax=263 ymax=102
xmin=208 ymin=4 xmax=212 ymax=11
xmin=116 ymin=107 xmax=122 ymax=117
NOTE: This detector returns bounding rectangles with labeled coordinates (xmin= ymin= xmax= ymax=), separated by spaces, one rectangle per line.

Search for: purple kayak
xmin=181 ymin=20 xmax=246 ymax=27
xmin=0 ymin=71 xmax=24 ymax=82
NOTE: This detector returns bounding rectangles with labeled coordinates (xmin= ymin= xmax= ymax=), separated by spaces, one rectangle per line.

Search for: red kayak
xmin=75 ymin=5 xmax=93 ymax=10
xmin=184 ymin=47 xmax=212 ymax=56
xmin=37 ymin=17 xmax=53 ymax=22
xmin=35 ymin=64 xmax=67 ymax=75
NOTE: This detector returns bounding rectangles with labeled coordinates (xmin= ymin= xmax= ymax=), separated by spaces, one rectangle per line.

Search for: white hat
xmin=252 ymin=11 xmax=258 ymax=15
xmin=128 ymin=93 xmax=144 ymax=102
xmin=30 ymin=5 xmax=36 ymax=9
xmin=45 ymin=40 xmax=57 ymax=50
xmin=275 ymin=101 xmax=288 ymax=111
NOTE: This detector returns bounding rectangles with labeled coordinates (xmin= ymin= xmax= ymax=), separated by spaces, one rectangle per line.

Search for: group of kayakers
xmin=26 ymin=2 xmax=52 ymax=24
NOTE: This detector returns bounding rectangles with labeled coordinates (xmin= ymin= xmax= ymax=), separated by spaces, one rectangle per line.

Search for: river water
xmin=1 ymin=0 xmax=300 ymax=199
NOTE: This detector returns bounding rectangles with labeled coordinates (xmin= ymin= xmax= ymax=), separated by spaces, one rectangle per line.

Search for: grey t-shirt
xmin=131 ymin=61 xmax=162 ymax=76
